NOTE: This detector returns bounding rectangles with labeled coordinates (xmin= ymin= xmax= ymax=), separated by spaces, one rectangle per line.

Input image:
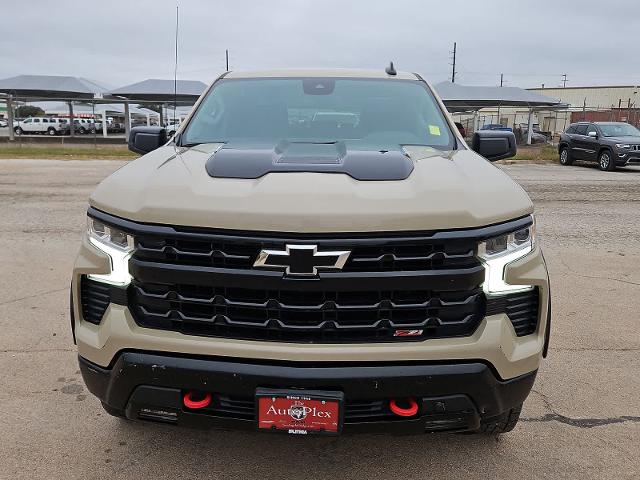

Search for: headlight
xmin=615 ymin=143 xmax=631 ymax=149
xmin=87 ymin=217 xmax=134 ymax=286
xmin=478 ymin=216 xmax=535 ymax=294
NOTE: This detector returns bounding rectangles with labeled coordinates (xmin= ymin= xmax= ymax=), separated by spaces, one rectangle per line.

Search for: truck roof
xmin=224 ymin=68 xmax=419 ymax=81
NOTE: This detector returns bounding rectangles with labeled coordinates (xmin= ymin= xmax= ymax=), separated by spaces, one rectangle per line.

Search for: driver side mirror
xmin=128 ymin=126 xmax=167 ymax=155
xmin=471 ymin=130 xmax=517 ymax=162
xmin=588 ymin=131 xmax=598 ymax=138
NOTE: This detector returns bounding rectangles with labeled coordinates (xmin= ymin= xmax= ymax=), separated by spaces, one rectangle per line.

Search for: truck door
xmin=32 ymin=118 xmax=43 ymax=133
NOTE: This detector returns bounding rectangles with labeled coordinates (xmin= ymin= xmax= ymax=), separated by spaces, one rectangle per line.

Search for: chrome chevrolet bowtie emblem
xmin=253 ymin=244 xmax=351 ymax=276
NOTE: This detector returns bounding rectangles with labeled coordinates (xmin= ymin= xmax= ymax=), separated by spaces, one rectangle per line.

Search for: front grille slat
xmin=134 ymin=233 xmax=479 ymax=272
xmin=486 ymin=288 xmax=540 ymax=336
xmin=130 ymin=280 xmax=484 ymax=343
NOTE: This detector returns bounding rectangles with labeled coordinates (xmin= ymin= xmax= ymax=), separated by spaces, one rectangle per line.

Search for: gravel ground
xmin=0 ymin=159 xmax=638 ymax=480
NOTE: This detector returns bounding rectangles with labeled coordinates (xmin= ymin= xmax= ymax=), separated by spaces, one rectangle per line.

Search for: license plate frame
xmin=256 ymin=388 xmax=344 ymax=435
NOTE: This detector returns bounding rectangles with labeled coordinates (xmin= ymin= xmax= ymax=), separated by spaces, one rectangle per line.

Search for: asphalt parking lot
xmin=0 ymin=159 xmax=639 ymax=479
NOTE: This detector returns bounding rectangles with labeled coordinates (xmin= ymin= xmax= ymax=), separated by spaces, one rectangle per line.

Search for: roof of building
xmin=0 ymin=75 xmax=108 ymax=99
xmin=37 ymin=101 xmax=159 ymax=117
xmin=529 ymin=85 xmax=638 ymax=91
xmin=108 ymin=79 xmax=208 ymax=102
xmin=434 ymin=81 xmax=563 ymax=110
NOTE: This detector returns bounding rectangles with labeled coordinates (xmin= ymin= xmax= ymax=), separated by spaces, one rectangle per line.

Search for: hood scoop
xmin=205 ymin=140 xmax=414 ymax=181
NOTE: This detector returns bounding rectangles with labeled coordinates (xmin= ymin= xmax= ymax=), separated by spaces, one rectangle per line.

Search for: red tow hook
xmin=389 ymin=398 xmax=419 ymax=417
xmin=183 ymin=390 xmax=212 ymax=409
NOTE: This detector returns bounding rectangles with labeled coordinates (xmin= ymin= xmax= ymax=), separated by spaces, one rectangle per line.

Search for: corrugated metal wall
xmin=528 ymin=86 xmax=640 ymax=110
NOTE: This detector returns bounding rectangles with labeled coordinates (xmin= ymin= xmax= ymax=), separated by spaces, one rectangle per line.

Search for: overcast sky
xmin=3 ymin=0 xmax=639 ymax=89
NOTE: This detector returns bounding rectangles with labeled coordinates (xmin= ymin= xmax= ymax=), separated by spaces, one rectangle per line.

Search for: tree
xmin=16 ymin=105 xmax=45 ymax=118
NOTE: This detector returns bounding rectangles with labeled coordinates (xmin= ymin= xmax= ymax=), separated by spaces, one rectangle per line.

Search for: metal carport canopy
xmin=434 ymin=81 xmax=563 ymax=111
xmin=0 ymin=75 xmax=109 ymax=139
xmin=107 ymin=79 xmax=207 ymax=103
xmin=0 ymin=75 xmax=107 ymax=99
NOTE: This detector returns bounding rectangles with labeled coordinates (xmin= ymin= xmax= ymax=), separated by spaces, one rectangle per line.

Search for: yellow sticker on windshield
xmin=429 ymin=125 xmax=441 ymax=136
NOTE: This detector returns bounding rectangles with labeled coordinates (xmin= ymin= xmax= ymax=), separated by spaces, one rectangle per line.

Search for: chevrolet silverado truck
xmin=71 ymin=68 xmax=550 ymax=436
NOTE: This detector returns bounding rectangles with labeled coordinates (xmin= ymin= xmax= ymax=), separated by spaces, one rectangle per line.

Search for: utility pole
xmin=562 ymin=74 xmax=568 ymax=88
xmin=500 ymin=73 xmax=504 ymax=87
xmin=451 ymin=42 xmax=457 ymax=83
xmin=226 ymin=49 xmax=229 ymax=71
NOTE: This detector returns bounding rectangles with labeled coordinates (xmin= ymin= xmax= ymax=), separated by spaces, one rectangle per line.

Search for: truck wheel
xmin=559 ymin=147 xmax=572 ymax=165
xmin=478 ymin=403 xmax=522 ymax=434
xmin=14 ymin=127 xmax=23 ymax=135
xmin=47 ymin=127 xmax=57 ymax=136
xmin=101 ymin=402 xmax=128 ymax=419
xmin=599 ymin=150 xmax=615 ymax=171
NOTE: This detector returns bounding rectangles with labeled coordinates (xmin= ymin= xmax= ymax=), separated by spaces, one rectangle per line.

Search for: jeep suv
xmin=558 ymin=121 xmax=640 ymax=170
xmin=71 ymin=69 xmax=550 ymax=435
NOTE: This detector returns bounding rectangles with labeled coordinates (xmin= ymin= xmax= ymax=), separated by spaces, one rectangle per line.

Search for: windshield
xmin=599 ymin=123 xmax=640 ymax=137
xmin=181 ymin=78 xmax=454 ymax=149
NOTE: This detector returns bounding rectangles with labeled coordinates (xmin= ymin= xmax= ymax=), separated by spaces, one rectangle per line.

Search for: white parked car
xmin=0 ymin=118 xmax=8 ymax=128
xmin=14 ymin=117 xmax=70 ymax=136
xmin=73 ymin=118 xmax=95 ymax=134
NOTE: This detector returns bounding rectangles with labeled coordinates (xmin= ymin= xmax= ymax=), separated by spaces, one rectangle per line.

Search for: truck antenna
xmin=173 ymin=4 xmax=179 ymax=128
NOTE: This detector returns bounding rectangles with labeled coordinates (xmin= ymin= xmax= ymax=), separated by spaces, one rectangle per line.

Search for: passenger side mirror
xmin=128 ymin=126 xmax=168 ymax=155
xmin=471 ymin=130 xmax=517 ymax=162
xmin=588 ymin=131 xmax=597 ymax=138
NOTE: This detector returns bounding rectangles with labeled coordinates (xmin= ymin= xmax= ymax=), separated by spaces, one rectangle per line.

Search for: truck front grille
xmin=87 ymin=208 xmax=536 ymax=343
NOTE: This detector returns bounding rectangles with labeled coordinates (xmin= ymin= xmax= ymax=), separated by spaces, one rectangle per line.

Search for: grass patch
xmin=0 ymin=146 xmax=137 ymax=160
xmin=508 ymin=144 xmax=558 ymax=163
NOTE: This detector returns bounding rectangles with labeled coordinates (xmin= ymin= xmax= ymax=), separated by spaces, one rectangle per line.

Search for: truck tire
xmin=14 ymin=127 xmax=23 ymax=135
xmin=101 ymin=402 xmax=127 ymax=419
xmin=559 ymin=146 xmax=572 ymax=165
xmin=47 ymin=127 xmax=57 ymax=136
xmin=599 ymin=150 xmax=615 ymax=171
xmin=479 ymin=403 xmax=522 ymax=434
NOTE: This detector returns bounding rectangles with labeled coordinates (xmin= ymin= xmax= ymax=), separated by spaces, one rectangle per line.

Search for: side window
xmin=24 ymin=118 xmax=32 ymax=124
xmin=586 ymin=125 xmax=597 ymax=136
xmin=42 ymin=118 xmax=49 ymax=123
xmin=575 ymin=124 xmax=588 ymax=135
xmin=566 ymin=125 xmax=576 ymax=134
xmin=33 ymin=118 xmax=40 ymax=123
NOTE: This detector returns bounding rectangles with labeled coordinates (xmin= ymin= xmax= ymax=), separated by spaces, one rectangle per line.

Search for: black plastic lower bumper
xmin=79 ymin=352 xmax=536 ymax=434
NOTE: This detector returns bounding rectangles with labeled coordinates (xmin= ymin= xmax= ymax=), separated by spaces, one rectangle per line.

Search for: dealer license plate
xmin=256 ymin=388 xmax=344 ymax=435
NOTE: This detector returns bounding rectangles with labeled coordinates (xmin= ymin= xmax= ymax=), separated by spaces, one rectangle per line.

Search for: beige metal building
xmin=529 ymin=85 xmax=640 ymax=111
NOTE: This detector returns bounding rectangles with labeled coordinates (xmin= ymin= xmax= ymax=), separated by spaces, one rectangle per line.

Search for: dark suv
xmin=558 ymin=121 xmax=640 ymax=171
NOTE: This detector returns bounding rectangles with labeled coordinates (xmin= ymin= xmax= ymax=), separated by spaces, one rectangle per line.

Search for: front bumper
xmin=79 ymin=352 xmax=537 ymax=434
xmin=616 ymin=151 xmax=640 ymax=165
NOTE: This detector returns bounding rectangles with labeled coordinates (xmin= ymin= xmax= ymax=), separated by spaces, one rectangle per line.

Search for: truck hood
xmin=90 ymin=144 xmax=533 ymax=233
